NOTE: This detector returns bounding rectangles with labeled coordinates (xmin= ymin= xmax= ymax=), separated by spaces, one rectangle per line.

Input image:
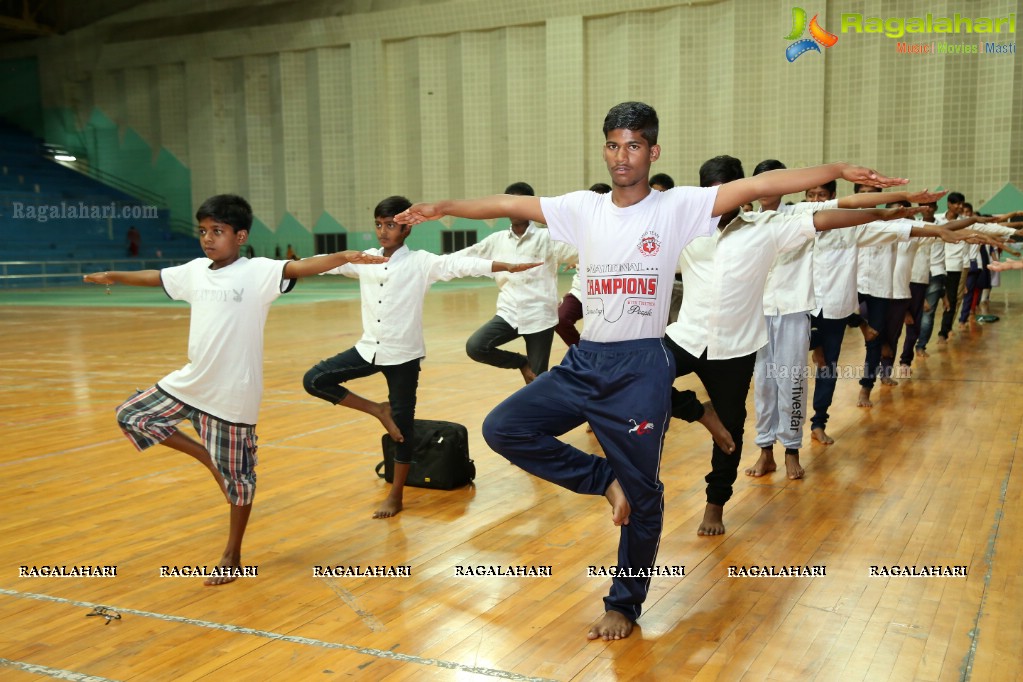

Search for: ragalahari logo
xmin=785 ymin=7 xmax=839 ymax=61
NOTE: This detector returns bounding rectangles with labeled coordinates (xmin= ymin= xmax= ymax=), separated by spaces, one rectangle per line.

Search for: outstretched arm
xmin=714 ymin=162 xmax=907 ymax=217
xmin=491 ymin=261 xmax=544 ymax=273
xmin=84 ymin=270 xmax=161 ymax=287
xmin=812 ymin=206 xmax=916 ymax=231
xmin=836 ymin=188 xmax=947 ymax=209
xmin=283 ymin=250 xmax=387 ymax=278
xmin=396 ymin=195 xmax=544 ymax=226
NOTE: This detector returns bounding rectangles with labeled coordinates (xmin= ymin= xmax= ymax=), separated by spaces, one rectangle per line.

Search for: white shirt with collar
xmin=456 ymin=222 xmax=577 ymax=333
xmin=893 ymin=230 xmax=928 ymax=298
xmin=963 ymin=224 xmax=1017 ymax=268
xmin=760 ymin=200 xmax=837 ymax=316
xmin=814 ymin=222 xmax=911 ymax=318
xmin=929 ymin=213 xmax=947 ymax=277
xmin=321 ymin=245 xmax=493 ymax=365
xmin=666 ymin=209 xmax=816 ymax=360
xmin=857 ymin=219 xmax=917 ymax=298
xmin=942 ymin=212 xmax=966 ymax=272
xmin=910 ymin=236 xmax=938 ymax=284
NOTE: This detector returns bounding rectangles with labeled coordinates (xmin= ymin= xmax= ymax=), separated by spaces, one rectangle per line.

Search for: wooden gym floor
xmin=0 ymin=273 xmax=1021 ymax=681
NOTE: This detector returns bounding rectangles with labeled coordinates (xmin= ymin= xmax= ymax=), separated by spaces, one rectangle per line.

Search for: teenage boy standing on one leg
xmin=397 ymin=101 xmax=908 ymax=641
xmin=303 ymin=195 xmax=540 ymax=519
xmin=461 ymin=182 xmax=577 ymax=384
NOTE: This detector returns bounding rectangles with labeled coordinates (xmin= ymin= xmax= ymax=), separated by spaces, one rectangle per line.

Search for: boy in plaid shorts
xmin=85 ymin=194 xmax=386 ymax=585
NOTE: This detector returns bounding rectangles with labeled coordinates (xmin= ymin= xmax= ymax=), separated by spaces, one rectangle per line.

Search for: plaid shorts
xmin=116 ymin=386 xmax=257 ymax=506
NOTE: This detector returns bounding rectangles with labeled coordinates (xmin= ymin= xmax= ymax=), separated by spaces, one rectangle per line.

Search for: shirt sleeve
xmin=160 ymin=260 xmax=197 ymax=301
xmin=665 ymin=185 xmax=721 ymax=240
xmin=540 ymin=191 xmax=593 ymax=246
xmin=426 ymin=252 xmax=494 ymax=282
xmin=769 ymin=212 xmax=816 ymax=253
xmin=254 ymin=258 xmax=292 ymax=299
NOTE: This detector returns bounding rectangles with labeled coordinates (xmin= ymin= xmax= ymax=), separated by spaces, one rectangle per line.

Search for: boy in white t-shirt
xmin=396 ymin=102 xmax=907 ymax=641
xmin=84 ymin=195 xmax=387 ymax=585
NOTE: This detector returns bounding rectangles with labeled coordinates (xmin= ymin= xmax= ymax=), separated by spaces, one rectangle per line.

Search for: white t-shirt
xmin=158 ymin=257 xmax=292 ymax=425
xmin=540 ymin=187 xmax=719 ymax=343
xmin=456 ymin=223 xmax=577 ymax=333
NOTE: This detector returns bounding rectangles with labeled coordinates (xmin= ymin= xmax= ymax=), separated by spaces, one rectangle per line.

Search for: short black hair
xmin=947 ymin=191 xmax=966 ymax=204
xmin=589 ymin=182 xmax=612 ymax=194
xmin=963 ymin=201 xmax=974 ymax=211
xmin=852 ymin=183 xmax=880 ymax=194
xmin=504 ymin=182 xmax=534 ymax=196
xmin=699 ymin=155 xmax=744 ymax=187
xmin=649 ymin=173 xmax=675 ymax=189
xmin=374 ymin=195 xmax=412 ymax=219
xmin=603 ymin=102 xmax=659 ymax=145
xmin=816 ymin=180 xmax=838 ymax=195
xmin=196 ymin=194 xmax=252 ymax=233
xmin=753 ymin=159 xmax=786 ymax=176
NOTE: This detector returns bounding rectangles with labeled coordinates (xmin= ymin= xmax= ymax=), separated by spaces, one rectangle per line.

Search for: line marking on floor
xmin=0 ymin=587 xmax=558 ymax=682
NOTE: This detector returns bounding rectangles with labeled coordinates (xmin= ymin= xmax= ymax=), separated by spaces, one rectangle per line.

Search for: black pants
xmin=303 ymin=348 xmax=421 ymax=463
xmin=938 ymin=270 xmax=963 ymax=339
xmin=466 ymin=315 xmax=555 ymax=376
xmin=665 ymin=336 xmax=756 ymax=507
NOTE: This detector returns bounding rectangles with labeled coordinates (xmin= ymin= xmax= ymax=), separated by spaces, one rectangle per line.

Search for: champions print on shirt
xmin=584 ymin=230 xmax=662 ymax=324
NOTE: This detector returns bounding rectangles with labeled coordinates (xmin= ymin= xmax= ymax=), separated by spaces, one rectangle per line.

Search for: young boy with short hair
xmin=303 ymin=195 xmax=540 ymax=519
xmin=84 ymin=194 xmax=387 ymax=585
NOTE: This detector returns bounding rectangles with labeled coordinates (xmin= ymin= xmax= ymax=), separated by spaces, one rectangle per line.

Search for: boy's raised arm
xmin=84 ymin=270 xmax=162 ymax=287
xmin=812 ymin=206 xmax=918 ymax=231
xmin=836 ymin=188 xmax=947 ymax=209
xmin=396 ymin=195 xmax=545 ymax=226
xmin=283 ymin=250 xmax=388 ymax=279
xmin=491 ymin=261 xmax=544 ymax=273
xmin=713 ymin=162 xmax=908 ymax=217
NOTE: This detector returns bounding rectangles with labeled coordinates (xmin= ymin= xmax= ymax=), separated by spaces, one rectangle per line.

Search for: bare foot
xmin=604 ymin=479 xmax=631 ymax=526
xmin=811 ymin=346 xmax=826 ymax=369
xmin=586 ymin=610 xmax=634 ymax=641
xmin=880 ymin=376 xmax=898 ymax=386
xmin=861 ymin=324 xmax=879 ymax=343
xmin=697 ymin=503 xmax=725 ymax=536
xmin=204 ymin=553 xmax=242 ymax=587
xmin=785 ymin=452 xmax=804 ymax=480
xmin=745 ymin=449 xmax=776 ymax=477
xmin=697 ymin=401 xmax=735 ymax=453
xmin=881 ymin=343 xmax=893 ymax=360
xmin=520 ymin=364 xmax=537 ymax=385
xmin=904 ymin=312 xmax=914 ymax=325
xmin=896 ymin=364 xmax=911 ymax=379
xmin=371 ymin=402 xmax=404 ymax=443
xmin=373 ymin=495 xmax=403 ymax=519
xmin=811 ymin=427 xmax=834 ymax=445
xmin=916 ymin=348 xmax=929 ymax=358
xmin=936 ymin=336 xmax=948 ymax=346
xmin=922 ymin=300 xmax=931 ymax=313
xmin=857 ymin=387 xmax=873 ymax=408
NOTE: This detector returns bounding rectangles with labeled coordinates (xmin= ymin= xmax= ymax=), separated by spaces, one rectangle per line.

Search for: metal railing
xmin=0 ymin=258 xmax=186 ymax=288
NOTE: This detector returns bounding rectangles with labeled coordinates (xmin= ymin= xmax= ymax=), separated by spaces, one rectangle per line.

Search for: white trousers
xmin=754 ymin=312 xmax=811 ymax=450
